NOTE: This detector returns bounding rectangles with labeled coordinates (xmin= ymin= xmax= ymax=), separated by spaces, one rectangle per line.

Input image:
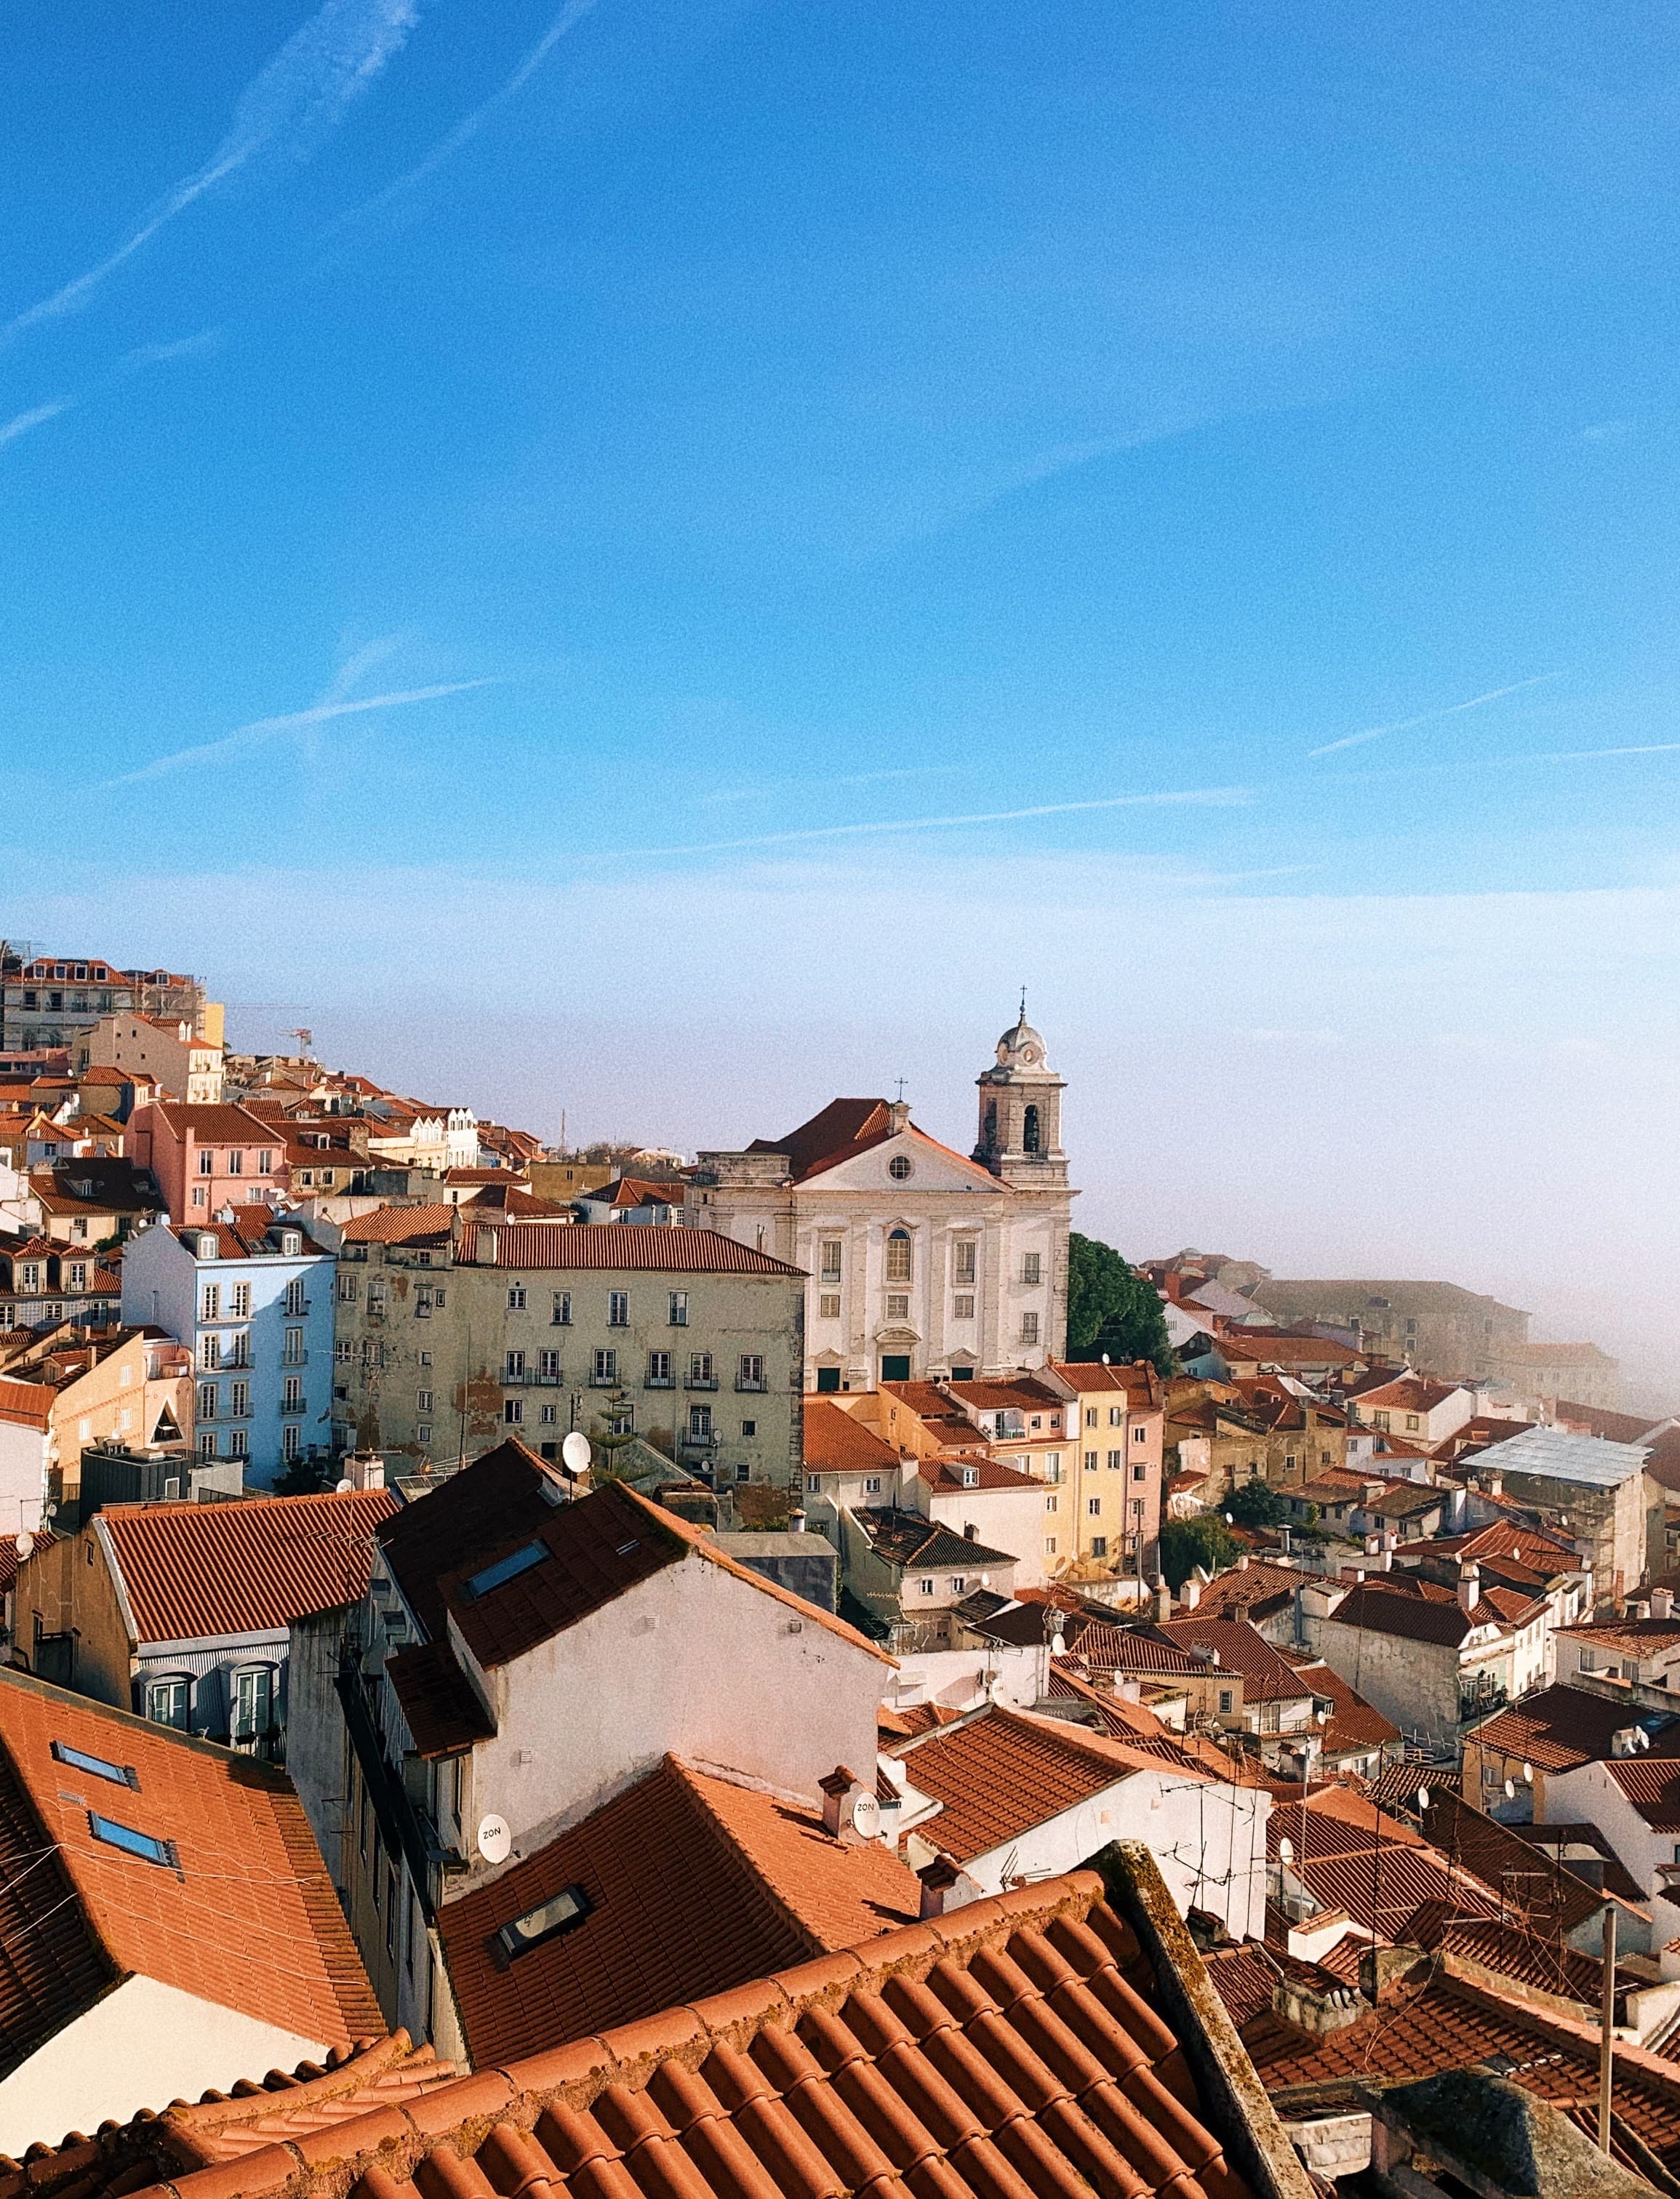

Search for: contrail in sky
xmin=340 ymin=0 xmax=599 ymax=226
xmin=0 ymin=0 xmax=422 ymax=348
xmin=108 ymin=678 xmax=496 ymax=785
xmin=0 ymin=398 xmax=74 ymax=446
xmin=608 ymin=786 xmax=1249 ymax=860
xmin=1308 ymin=673 xmax=1561 ymax=758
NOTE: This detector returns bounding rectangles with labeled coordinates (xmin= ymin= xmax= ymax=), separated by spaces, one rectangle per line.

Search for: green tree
xmin=1065 ymin=1233 xmax=1177 ymax=1377
xmin=1225 ymin=1479 xmax=1285 ymax=1529
xmin=1159 ymin=1513 xmax=1238 ymax=1591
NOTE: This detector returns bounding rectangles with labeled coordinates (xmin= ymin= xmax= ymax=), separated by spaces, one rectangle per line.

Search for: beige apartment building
xmin=81 ymin=1012 xmax=223 ymax=1102
xmin=329 ymin=1212 xmax=807 ymax=1488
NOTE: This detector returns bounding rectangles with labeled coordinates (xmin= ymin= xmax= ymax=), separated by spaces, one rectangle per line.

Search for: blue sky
xmin=4 ymin=1 xmax=1679 ymax=1392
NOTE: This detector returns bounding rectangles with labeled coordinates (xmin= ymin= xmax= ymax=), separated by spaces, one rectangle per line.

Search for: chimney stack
xmin=917 ymin=1850 xmax=963 ymax=1920
xmin=1457 ymin=1560 xmax=1480 ymax=1614
xmin=819 ymin=1764 xmax=856 ymax=1838
xmin=788 ymin=1505 xmax=807 ymax=1534
xmin=1153 ymin=1575 xmax=1172 ymax=1623
xmin=1653 ymin=1588 xmax=1674 ymax=1622
xmin=1180 ymin=1579 xmax=1201 ymax=1612
xmin=343 ymin=1452 xmax=385 ymax=1492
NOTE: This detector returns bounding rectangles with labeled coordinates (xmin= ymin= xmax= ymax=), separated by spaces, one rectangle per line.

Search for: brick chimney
xmin=917 ymin=1850 xmax=963 ymax=1919
xmin=819 ymin=1764 xmax=856 ymax=1838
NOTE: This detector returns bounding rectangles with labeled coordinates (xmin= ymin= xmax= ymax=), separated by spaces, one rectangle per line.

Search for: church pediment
xmin=807 ymin=1127 xmax=1001 ymax=1196
xmin=873 ymin=1323 xmax=921 ymax=1345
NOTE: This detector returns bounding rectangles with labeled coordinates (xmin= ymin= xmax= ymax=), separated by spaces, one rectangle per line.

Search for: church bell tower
xmin=975 ymin=998 xmax=1068 ymax=1187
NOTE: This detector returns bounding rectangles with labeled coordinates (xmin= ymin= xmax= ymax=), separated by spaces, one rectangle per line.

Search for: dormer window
xmin=281 ymin=1231 xmax=302 ymax=1257
xmin=960 ymin=1465 xmax=979 ymax=1489
xmin=197 ymin=1235 xmax=218 ymax=1260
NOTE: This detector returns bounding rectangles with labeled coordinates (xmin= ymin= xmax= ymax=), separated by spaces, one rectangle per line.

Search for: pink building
xmin=132 ymin=1101 xmax=289 ymax=1220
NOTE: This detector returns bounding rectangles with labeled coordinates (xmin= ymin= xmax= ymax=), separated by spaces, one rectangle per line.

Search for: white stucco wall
xmin=1545 ymin=1758 xmax=1679 ymax=1907
xmin=0 ymin=1418 xmax=48 ymax=1535
xmin=918 ymin=1762 xmax=1269 ymax=1938
xmin=924 ymin=1484 xmax=1047 ymax=1590
xmin=457 ymin=1548 xmax=887 ymax=1870
xmin=0 ymin=1973 xmax=326 ymax=2157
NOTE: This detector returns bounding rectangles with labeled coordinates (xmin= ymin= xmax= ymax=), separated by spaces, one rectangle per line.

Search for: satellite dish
xmin=851 ymin=1792 xmax=882 ymax=1840
xmin=1417 ymin=1785 xmax=1431 ymax=1812
xmin=13 ymin=1533 xmax=32 ymax=1561
xmin=335 ymin=1478 xmax=354 ymax=1494
xmin=1278 ymin=1836 xmax=1294 ymax=1866
xmin=476 ymin=1814 xmax=512 ymax=1865
xmin=561 ymin=1430 xmax=591 ymax=1473
xmin=1521 ymin=1761 xmax=1534 ymax=1784
xmin=979 ymin=1571 xmax=991 ymax=1587
xmin=1504 ymin=1779 xmax=1516 ymax=1800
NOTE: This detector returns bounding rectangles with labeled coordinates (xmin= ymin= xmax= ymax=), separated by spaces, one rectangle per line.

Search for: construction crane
xmin=287 ymin=1028 xmax=313 ymax=1055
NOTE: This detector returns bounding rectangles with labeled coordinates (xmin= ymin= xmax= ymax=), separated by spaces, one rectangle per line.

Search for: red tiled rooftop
xmin=97 ymin=1870 xmax=1261 ymax=2199
xmin=460 ymin=1222 xmax=803 ymax=1273
xmin=0 ymin=1668 xmax=382 ymax=2080
xmin=436 ymin=1757 xmax=923 ymax=2066
xmin=99 ymin=1487 xmax=396 ymax=1645
xmin=340 ymin=1202 xmax=457 ymax=1244
xmin=889 ymin=1703 xmax=1206 ymax=1863
xmin=802 ymin=1398 xmax=902 ymax=1475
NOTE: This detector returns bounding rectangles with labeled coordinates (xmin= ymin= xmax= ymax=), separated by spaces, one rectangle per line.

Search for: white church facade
xmin=688 ymin=1010 xmax=1076 ymax=1390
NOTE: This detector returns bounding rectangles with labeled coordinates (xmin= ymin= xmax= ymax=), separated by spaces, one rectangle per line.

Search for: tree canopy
xmin=1225 ymin=1478 xmax=1285 ymax=1529
xmin=1159 ymin=1513 xmax=1238 ymax=1591
xmin=1064 ymin=1233 xmax=1177 ymax=1377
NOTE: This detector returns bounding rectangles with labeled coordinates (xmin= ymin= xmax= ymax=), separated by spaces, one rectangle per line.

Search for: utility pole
xmin=1599 ymin=1902 xmax=1617 ymax=2152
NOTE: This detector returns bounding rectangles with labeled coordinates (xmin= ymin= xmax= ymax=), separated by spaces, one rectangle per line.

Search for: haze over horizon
xmin=4 ymin=3 xmax=1677 ymax=1403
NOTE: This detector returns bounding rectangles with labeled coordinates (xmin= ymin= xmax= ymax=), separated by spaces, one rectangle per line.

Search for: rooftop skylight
xmin=460 ymin=1540 xmax=548 ymax=1601
xmin=88 ymin=1813 xmax=175 ymax=1867
xmin=52 ymin=1741 xmax=137 ymax=1790
xmin=495 ymin=1881 xmax=591 ymax=1962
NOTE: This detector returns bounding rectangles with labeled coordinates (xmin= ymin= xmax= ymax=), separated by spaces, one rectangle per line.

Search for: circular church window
xmin=888 ymin=1154 xmax=913 ymax=1181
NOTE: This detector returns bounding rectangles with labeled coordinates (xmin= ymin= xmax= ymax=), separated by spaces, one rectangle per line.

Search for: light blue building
xmin=120 ymin=1209 xmax=337 ymax=1486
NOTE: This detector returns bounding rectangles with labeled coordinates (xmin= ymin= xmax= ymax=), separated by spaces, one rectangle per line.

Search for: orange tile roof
xmin=0 ymin=1378 xmax=52 ymax=1432
xmin=339 ymin=1202 xmax=456 ymax=1243
xmin=99 ymin=1487 xmax=396 ymax=1644
xmin=143 ymin=1101 xmax=277 ymax=1144
xmin=1049 ymin=1358 xmax=1164 ymax=1403
xmin=890 ymin=1704 xmax=1207 ymax=1862
xmin=0 ymin=2034 xmax=463 ymax=2195
xmin=461 ymin=1222 xmax=803 ymax=1273
xmin=803 ymin=1398 xmax=903 ymax=1474
xmin=101 ymin=1872 xmax=1257 ymax=2199
xmin=0 ymin=1668 xmax=382 ymax=2075
xmin=436 ymin=1756 xmax=923 ymax=2065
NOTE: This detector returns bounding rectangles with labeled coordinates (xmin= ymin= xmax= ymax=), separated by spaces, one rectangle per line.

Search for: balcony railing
xmin=735 ymin=1377 xmax=767 ymax=1393
xmin=644 ymin=1374 xmax=675 ymax=1389
xmin=684 ymin=1374 xmax=718 ymax=1391
xmin=500 ymin=1369 xmax=563 ymax=1387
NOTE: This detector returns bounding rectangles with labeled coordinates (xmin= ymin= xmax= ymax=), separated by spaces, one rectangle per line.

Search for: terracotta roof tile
xmin=888 ymin=1703 xmax=1206 ymax=1862
xmin=0 ymin=1668 xmax=381 ymax=2081
xmin=802 ymin=1399 xmax=903 ymax=1475
xmin=100 ymin=1488 xmax=396 ymax=1644
xmin=436 ymin=1758 xmax=922 ymax=2065
xmin=0 ymin=1378 xmax=52 ymax=1432
xmin=384 ymin=1642 xmax=495 ymax=1758
xmin=87 ymin=1871 xmax=1260 ymax=2199
xmin=339 ymin=1204 xmax=456 ymax=1244
xmin=460 ymin=1223 xmax=802 ymax=1273
xmin=850 ymin=1507 xmax=1017 ymax=1575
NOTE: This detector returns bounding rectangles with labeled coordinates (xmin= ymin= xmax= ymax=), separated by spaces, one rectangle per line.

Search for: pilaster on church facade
xmin=688 ymin=1012 xmax=1076 ymax=1393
